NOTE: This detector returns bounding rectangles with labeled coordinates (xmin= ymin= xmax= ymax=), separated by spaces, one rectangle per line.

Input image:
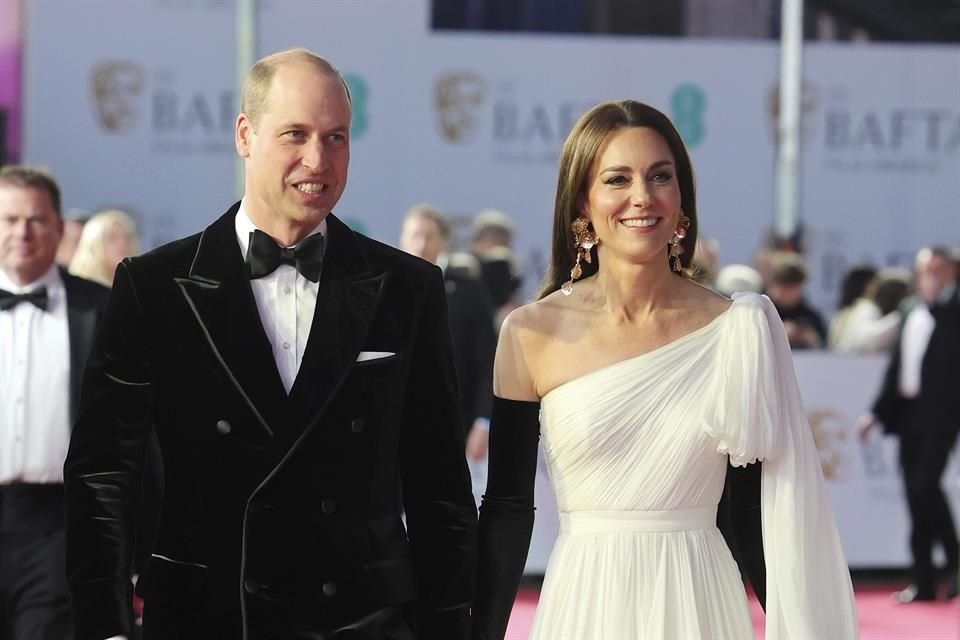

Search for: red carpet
xmin=505 ymin=586 xmax=958 ymax=639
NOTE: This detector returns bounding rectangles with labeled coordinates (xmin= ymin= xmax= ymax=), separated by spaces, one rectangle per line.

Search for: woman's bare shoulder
xmin=495 ymin=294 xmax=575 ymax=401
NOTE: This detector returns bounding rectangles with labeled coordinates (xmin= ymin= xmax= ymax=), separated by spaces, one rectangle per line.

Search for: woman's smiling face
xmin=583 ymin=126 xmax=683 ymax=269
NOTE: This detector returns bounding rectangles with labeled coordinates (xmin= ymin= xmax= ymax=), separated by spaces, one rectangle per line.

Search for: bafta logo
xmin=434 ymin=72 xmax=487 ymax=143
xmin=808 ymin=409 xmax=848 ymax=480
xmin=91 ymin=61 xmax=146 ymax=133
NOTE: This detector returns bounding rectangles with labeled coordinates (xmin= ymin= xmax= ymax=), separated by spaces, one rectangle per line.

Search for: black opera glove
xmin=719 ymin=461 xmax=767 ymax=609
xmin=472 ymin=397 xmax=541 ymax=640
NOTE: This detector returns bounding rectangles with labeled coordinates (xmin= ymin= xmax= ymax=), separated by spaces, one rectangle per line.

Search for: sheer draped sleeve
xmin=707 ymin=292 xmax=859 ymax=638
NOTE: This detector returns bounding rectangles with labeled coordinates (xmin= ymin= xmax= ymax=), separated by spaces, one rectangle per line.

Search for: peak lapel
xmin=175 ymin=206 xmax=286 ymax=438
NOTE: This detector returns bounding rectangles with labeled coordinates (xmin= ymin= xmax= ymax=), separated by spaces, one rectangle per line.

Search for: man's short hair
xmin=241 ymin=48 xmax=352 ymax=129
xmin=404 ymin=203 xmax=452 ymax=241
xmin=471 ymin=209 xmax=514 ymax=244
xmin=769 ymin=251 xmax=808 ymax=286
xmin=0 ymin=165 xmax=62 ymax=217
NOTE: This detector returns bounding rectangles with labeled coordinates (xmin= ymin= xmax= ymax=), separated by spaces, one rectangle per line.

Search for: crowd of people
xmin=0 ymin=45 xmax=957 ymax=640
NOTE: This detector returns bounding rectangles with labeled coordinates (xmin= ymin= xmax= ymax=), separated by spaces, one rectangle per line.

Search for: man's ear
xmin=235 ymin=113 xmax=253 ymax=158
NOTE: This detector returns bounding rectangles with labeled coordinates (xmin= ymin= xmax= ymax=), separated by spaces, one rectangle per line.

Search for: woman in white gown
xmin=472 ymin=100 xmax=859 ymax=639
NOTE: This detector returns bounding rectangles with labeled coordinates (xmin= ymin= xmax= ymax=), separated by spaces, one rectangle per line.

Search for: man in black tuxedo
xmin=64 ymin=49 xmax=476 ymax=640
xmin=859 ymin=246 xmax=960 ymax=602
xmin=0 ymin=166 xmax=108 ymax=640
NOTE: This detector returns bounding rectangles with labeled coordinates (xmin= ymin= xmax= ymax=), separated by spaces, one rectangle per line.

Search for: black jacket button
xmin=321 ymin=498 xmax=336 ymax=515
xmin=244 ymin=579 xmax=260 ymax=594
xmin=216 ymin=419 xmax=232 ymax=435
xmin=322 ymin=581 xmax=337 ymax=596
xmin=350 ymin=417 xmax=365 ymax=433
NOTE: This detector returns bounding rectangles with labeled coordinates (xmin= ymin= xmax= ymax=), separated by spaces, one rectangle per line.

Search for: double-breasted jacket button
xmin=215 ymin=419 xmax=232 ymax=435
xmin=350 ymin=417 xmax=365 ymax=434
xmin=321 ymin=498 xmax=336 ymax=515
xmin=322 ymin=581 xmax=337 ymax=597
xmin=244 ymin=579 xmax=261 ymax=594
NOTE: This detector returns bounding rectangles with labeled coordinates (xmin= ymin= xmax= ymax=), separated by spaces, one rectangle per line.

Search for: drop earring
xmin=561 ymin=217 xmax=598 ymax=295
xmin=669 ymin=214 xmax=691 ymax=273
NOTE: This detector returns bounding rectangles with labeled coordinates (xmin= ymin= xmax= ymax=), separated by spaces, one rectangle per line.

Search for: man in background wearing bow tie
xmin=64 ymin=48 xmax=476 ymax=640
xmin=858 ymin=246 xmax=960 ymax=603
xmin=0 ymin=165 xmax=108 ymax=639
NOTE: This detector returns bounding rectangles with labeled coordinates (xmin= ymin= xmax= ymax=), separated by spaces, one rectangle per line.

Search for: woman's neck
xmin=585 ymin=256 xmax=679 ymax=322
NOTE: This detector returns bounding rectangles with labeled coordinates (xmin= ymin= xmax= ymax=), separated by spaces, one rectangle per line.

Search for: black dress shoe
xmin=944 ymin=576 xmax=959 ymax=600
xmin=892 ymin=584 xmax=937 ymax=603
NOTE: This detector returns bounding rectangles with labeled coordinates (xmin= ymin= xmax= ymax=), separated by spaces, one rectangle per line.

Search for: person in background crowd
xmin=690 ymin=236 xmax=719 ymax=287
xmin=64 ymin=48 xmax=476 ymax=640
xmin=858 ymin=246 xmax=960 ymax=604
xmin=400 ymin=204 xmax=497 ymax=503
xmin=830 ymin=265 xmax=910 ymax=354
xmin=469 ymin=209 xmax=523 ymax=330
xmin=829 ymin=264 xmax=877 ymax=351
xmin=55 ymin=208 xmax=90 ymax=267
xmin=0 ymin=165 xmax=109 ymax=640
xmin=871 ymin=268 xmax=912 ymax=319
xmin=68 ymin=208 xmax=139 ymax=287
xmin=751 ymin=246 xmax=775 ymax=291
xmin=766 ymin=250 xmax=826 ymax=349
xmin=713 ymin=263 xmax=763 ymax=298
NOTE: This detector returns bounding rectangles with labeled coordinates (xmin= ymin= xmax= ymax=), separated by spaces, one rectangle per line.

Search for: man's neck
xmin=0 ymin=264 xmax=55 ymax=289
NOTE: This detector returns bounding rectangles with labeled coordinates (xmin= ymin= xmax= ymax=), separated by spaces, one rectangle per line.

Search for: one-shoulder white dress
xmin=529 ymin=293 xmax=859 ymax=639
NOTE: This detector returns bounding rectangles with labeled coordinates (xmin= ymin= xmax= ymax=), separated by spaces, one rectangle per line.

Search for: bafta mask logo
xmin=766 ymin=80 xmax=820 ymax=146
xmin=808 ymin=409 xmax=848 ymax=480
xmin=434 ymin=72 xmax=487 ymax=143
xmin=91 ymin=61 xmax=146 ymax=134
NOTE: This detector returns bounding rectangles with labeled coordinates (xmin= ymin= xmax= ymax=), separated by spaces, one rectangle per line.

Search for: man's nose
xmin=302 ymin=140 xmax=328 ymax=171
xmin=10 ymin=219 xmax=32 ymax=238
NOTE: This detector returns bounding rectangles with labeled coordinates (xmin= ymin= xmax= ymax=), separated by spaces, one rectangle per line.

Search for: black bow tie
xmin=245 ymin=229 xmax=325 ymax=282
xmin=0 ymin=286 xmax=49 ymax=311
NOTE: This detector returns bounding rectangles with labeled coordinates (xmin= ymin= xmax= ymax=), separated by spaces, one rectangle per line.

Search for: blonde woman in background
xmin=68 ymin=208 xmax=139 ymax=286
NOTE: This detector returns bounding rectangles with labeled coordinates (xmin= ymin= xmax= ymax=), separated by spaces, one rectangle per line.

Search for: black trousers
xmin=0 ymin=484 xmax=72 ymax=640
xmin=899 ymin=412 xmax=960 ymax=593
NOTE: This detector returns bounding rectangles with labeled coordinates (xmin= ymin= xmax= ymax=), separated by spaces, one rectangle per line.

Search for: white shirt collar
xmin=234 ymin=198 xmax=328 ymax=258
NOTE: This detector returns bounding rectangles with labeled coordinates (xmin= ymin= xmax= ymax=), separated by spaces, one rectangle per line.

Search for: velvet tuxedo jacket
xmin=61 ymin=268 xmax=110 ymax=419
xmin=872 ymin=286 xmax=960 ymax=439
xmin=64 ymin=205 xmax=477 ymax=640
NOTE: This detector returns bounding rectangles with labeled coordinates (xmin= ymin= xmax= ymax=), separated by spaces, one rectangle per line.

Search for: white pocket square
xmin=356 ymin=351 xmax=396 ymax=362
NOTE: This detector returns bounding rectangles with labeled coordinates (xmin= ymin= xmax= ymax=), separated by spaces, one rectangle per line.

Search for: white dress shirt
xmin=235 ymin=201 xmax=326 ymax=393
xmin=0 ymin=264 xmax=72 ymax=484
xmin=899 ymin=302 xmax=936 ymax=399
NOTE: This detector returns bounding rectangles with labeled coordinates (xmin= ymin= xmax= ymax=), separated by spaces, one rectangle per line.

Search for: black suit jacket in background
xmin=872 ymin=287 xmax=960 ymax=439
xmin=64 ymin=206 xmax=477 ymax=640
xmin=444 ymin=266 xmax=496 ymax=431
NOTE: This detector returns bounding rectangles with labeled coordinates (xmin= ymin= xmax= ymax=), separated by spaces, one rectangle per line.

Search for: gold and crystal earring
xmin=669 ymin=214 xmax=691 ymax=273
xmin=561 ymin=217 xmax=598 ymax=295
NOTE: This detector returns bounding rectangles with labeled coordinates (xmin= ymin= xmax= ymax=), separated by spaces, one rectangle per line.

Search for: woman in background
xmin=472 ymin=100 xmax=858 ymax=639
xmin=830 ymin=265 xmax=910 ymax=354
xmin=68 ymin=208 xmax=139 ymax=286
